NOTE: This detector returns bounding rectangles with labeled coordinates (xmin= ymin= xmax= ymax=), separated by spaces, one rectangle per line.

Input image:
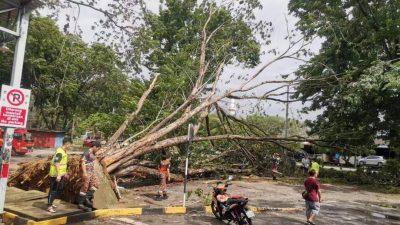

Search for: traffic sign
xmin=0 ymin=85 xmax=31 ymax=128
xmin=7 ymin=89 xmax=25 ymax=106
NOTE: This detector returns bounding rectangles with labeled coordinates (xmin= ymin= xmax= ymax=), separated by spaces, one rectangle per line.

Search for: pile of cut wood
xmin=8 ymin=155 xmax=84 ymax=203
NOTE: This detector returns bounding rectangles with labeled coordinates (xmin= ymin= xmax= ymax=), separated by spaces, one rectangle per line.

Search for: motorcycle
xmin=211 ymin=176 xmax=255 ymax=225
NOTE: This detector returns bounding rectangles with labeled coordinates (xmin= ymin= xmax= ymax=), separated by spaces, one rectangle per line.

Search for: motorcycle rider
xmin=216 ymin=182 xmax=230 ymax=215
xmin=212 ymin=177 xmax=255 ymax=224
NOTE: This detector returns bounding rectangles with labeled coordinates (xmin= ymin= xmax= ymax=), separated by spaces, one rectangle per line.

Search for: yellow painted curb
xmin=204 ymin=206 xmax=212 ymax=214
xmin=280 ymin=208 xmax=302 ymax=212
xmin=164 ymin=207 xmax=186 ymax=214
xmin=95 ymin=208 xmax=142 ymax=217
xmin=2 ymin=212 xmax=17 ymax=224
xmin=27 ymin=217 xmax=67 ymax=225
xmin=3 ymin=212 xmax=16 ymax=219
xmin=249 ymin=207 xmax=258 ymax=212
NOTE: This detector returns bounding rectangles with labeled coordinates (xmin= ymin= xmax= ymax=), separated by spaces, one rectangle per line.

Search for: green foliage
xmin=319 ymin=161 xmax=400 ymax=191
xmin=190 ymin=114 xmax=304 ymax=173
xmin=0 ymin=17 xmax=134 ymax=133
xmin=77 ymin=113 xmax=124 ymax=138
xmin=128 ymin=0 xmax=263 ymax=139
xmin=194 ymin=187 xmax=212 ymax=205
xmin=289 ymin=0 xmax=400 ymax=152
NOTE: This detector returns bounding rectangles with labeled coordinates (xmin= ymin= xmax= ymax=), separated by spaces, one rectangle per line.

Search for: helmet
xmin=216 ymin=182 xmax=226 ymax=191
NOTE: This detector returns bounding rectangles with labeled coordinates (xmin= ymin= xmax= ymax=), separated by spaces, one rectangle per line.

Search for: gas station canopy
xmin=0 ymin=0 xmax=44 ymax=214
xmin=1 ymin=0 xmax=43 ymax=13
xmin=0 ymin=0 xmax=43 ymax=37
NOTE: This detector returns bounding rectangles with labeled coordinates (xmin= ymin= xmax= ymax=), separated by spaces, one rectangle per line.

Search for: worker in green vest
xmin=309 ymin=159 xmax=321 ymax=177
xmin=47 ymin=137 xmax=72 ymax=213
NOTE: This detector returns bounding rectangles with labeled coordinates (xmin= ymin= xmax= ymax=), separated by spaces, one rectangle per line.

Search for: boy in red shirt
xmin=304 ymin=169 xmax=322 ymax=225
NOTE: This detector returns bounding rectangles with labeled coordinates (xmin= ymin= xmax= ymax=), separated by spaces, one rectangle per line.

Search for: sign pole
xmin=0 ymin=6 xmax=30 ymax=213
xmin=183 ymin=123 xmax=194 ymax=207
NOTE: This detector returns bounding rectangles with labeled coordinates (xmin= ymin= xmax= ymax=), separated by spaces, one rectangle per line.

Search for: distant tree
xmin=0 ymin=17 xmax=130 ymax=130
xmin=289 ymin=0 xmax=400 ymax=152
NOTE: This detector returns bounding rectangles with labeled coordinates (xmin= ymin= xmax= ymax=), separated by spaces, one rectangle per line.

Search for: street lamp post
xmin=183 ymin=123 xmax=194 ymax=207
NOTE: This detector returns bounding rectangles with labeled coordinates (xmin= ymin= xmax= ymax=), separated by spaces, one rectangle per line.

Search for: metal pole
xmin=11 ymin=9 xmax=29 ymax=86
xmin=0 ymin=7 xmax=30 ymax=213
xmin=183 ymin=123 xmax=193 ymax=207
xmin=183 ymin=142 xmax=190 ymax=207
xmin=284 ymin=84 xmax=289 ymax=139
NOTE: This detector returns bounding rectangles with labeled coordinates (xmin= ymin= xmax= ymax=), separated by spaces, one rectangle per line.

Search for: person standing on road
xmin=78 ymin=140 xmax=101 ymax=211
xmin=309 ymin=159 xmax=321 ymax=177
xmin=290 ymin=156 xmax=297 ymax=175
xmin=301 ymin=155 xmax=310 ymax=174
xmin=156 ymin=154 xmax=171 ymax=200
xmin=304 ymin=169 xmax=321 ymax=225
xmin=271 ymin=153 xmax=282 ymax=180
xmin=47 ymin=137 xmax=72 ymax=213
xmin=335 ymin=152 xmax=342 ymax=170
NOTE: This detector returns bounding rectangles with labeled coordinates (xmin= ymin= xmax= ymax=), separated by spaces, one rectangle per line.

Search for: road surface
xmin=78 ymin=206 xmax=400 ymax=225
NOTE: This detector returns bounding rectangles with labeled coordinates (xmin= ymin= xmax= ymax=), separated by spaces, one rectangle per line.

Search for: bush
xmin=318 ymin=160 xmax=400 ymax=188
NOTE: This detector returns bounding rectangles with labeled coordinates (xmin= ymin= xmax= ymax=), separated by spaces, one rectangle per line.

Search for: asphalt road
xmin=78 ymin=209 xmax=400 ymax=225
xmin=78 ymin=199 xmax=400 ymax=225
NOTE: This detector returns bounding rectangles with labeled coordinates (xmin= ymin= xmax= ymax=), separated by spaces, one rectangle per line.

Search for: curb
xmin=1 ymin=206 xmax=303 ymax=225
xmin=371 ymin=212 xmax=400 ymax=221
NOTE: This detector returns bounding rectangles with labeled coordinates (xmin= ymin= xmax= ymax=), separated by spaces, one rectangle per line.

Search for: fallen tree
xmin=9 ymin=0 xmax=320 ymax=205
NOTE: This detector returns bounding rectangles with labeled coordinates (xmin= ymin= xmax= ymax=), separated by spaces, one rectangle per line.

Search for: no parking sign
xmin=0 ymin=84 xmax=31 ymax=128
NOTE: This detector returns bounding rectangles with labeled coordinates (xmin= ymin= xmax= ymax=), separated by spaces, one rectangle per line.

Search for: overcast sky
xmin=41 ymin=0 xmax=322 ymax=121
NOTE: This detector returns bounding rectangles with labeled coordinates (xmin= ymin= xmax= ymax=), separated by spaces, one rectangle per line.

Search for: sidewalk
xmin=2 ymin=205 xmax=303 ymax=225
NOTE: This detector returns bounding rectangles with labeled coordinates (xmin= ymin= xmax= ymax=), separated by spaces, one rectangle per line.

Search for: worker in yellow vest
xmin=47 ymin=137 xmax=72 ymax=213
xmin=309 ymin=159 xmax=321 ymax=177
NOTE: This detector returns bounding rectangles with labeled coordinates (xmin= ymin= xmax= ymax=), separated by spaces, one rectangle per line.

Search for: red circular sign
xmin=7 ymin=89 xmax=25 ymax=106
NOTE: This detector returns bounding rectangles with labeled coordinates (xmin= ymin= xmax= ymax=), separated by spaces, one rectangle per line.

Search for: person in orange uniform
xmin=156 ymin=154 xmax=171 ymax=200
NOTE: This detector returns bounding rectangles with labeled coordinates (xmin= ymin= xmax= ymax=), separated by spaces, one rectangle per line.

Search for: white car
xmin=358 ymin=156 xmax=386 ymax=167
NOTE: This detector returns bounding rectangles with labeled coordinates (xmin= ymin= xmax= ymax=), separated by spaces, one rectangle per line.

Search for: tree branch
xmin=66 ymin=0 xmax=137 ymax=32
xmin=102 ymin=73 xmax=159 ymax=150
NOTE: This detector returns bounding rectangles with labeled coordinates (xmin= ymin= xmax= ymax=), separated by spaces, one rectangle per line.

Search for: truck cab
xmin=0 ymin=128 xmax=34 ymax=156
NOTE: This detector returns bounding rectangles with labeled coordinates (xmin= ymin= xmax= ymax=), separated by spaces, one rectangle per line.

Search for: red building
xmin=28 ymin=129 xmax=66 ymax=149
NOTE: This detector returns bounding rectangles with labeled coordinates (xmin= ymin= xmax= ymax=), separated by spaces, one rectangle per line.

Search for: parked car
xmin=358 ymin=155 xmax=386 ymax=167
xmin=292 ymin=150 xmax=308 ymax=160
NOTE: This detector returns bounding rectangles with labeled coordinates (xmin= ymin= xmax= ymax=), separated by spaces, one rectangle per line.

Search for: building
xmin=28 ymin=129 xmax=65 ymax=149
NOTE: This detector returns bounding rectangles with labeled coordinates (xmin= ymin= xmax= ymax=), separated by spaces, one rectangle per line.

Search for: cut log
xmin=8 ymin=155 xmax=118 ymax=208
